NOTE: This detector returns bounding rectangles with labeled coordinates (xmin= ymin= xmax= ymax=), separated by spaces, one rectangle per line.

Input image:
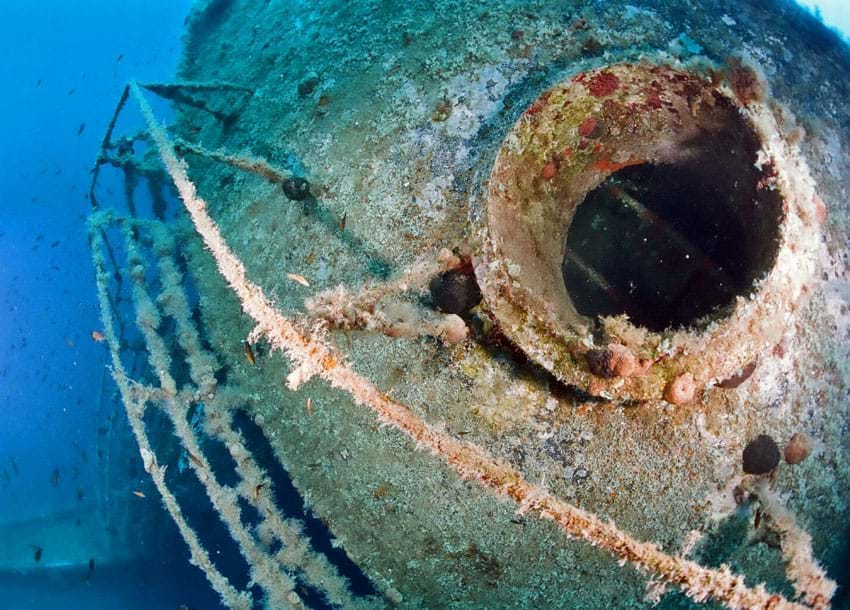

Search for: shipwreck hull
xmin=91 ymin=0 xmax=850 ymax=608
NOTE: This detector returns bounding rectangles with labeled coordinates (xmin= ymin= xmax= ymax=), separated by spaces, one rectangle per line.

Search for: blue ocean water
xmin=1 ymin=1 xmax=849 ymax=609
xmin=0 ymin=2 xmax=226 ymax=608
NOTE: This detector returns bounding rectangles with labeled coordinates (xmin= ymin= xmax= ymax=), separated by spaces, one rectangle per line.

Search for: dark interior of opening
xmin=563 ymin=116 xmax=783 ymax=332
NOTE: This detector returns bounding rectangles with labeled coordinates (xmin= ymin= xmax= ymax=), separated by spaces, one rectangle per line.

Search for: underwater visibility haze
xmin=2 ymin=0 xmax=850 ymax=609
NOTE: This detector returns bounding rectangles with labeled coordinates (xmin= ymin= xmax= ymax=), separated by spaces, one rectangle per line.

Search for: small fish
xmin=51 ymin=467 xmax=60 ymax=487
xmin=244 ymin=342 xmax=256 ymax=365
xmin=253 ymin=482 xmax=266 ymax=502
xmin=76 ymin=485 xmax=85 ymax=501
xmin=77 ymin=123 xmax=85 ymax=136
xmin=72 ymin=440 xmax=89 ymax=463
xmin=187 ymin=451 xmax=204 ymax=469
xmin=36 ymin=79 xmax=42 ymax=87
xmin=286 ymin=272 xmax=310 ymax=287
xmin=88 ymin=557 xmax=95 ymax=573
xmin=338 ymin=213 xmax=347 ymax=232
xmin=91 ymin=330 xmax=105 ymax=342
xmin=115 ymin=53 xmax=124 ymax=63
xmin=11 ymin=458 xmax=19 ymax=475
xmin=305 ymin=397 xmax=313 ymax=416
xmin=131 ymin=490 xmax=145 ymax=498
xmin=31 ymin=545 xmax=43 ymax=562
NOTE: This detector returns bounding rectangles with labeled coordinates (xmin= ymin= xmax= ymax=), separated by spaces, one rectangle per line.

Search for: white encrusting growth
xmin=750 ymin=479 xmax=837 ymax=610
xmin=89 ymin=222 xmax=254 ymax=610
xmin=122 ymin=225 xmax=307 ymax=610
xmin=90 ymin=206 xmax=375 ymax=608
xmin=305 ymin=249 xmax=468 ymax=344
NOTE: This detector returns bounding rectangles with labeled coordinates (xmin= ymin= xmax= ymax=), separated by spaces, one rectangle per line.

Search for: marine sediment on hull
xmin=88 ymin=0 xmax=850 ymax=608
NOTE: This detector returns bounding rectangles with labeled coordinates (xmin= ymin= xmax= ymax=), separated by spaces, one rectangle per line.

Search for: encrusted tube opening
xmin=475 ymin=62 xmax=820 ymax=401
xmin=563 ymin=110 xmax=784 ymax=331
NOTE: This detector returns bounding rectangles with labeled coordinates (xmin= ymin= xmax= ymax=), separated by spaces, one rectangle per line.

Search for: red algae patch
xmin=578 ymin=116 xmax=599 ymax=138
xmin=541 ymin=160 xmax=558 ymax=180
xmin=586 ymin=71 xmax=620 ymax=97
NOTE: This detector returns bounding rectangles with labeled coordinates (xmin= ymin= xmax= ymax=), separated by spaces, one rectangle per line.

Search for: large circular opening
xmin=562 ymin=114 xmax=783 ymax=331
xmin=477 ymin=63 xmax=819 ymax=399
